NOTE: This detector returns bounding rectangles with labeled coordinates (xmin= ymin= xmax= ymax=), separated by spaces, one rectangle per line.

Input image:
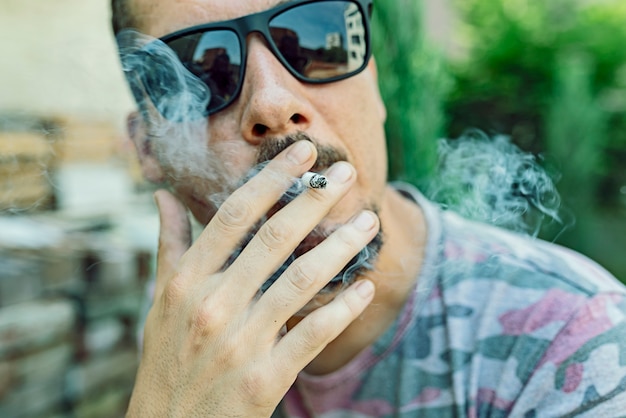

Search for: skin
xmin=124 ymin=0 xmax=428 ymax=416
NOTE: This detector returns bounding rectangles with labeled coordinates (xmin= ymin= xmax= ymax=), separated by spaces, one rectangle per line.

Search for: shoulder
xmin=432 ymin=209 xmax=626 ymax=347
xmin=437 ymin=209 xmax=625 ymax=297
xmin=433 ymin=210 xmax=626 ymax=414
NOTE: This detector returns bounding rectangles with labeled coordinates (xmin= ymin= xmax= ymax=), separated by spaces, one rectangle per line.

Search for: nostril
xmin=248 ymin=114 xmax=307 ymax=139
xmin=253 ymin=124 xmax=268 ymax=136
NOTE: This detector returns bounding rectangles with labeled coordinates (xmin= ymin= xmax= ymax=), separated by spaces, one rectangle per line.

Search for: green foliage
xmin=447 ymin=0 xmax=626 ymax=206
xmin=543 ymin=52 xmax=609 ymax=250
xmin=547 ymin=52 xmax=607 ymax=202
xmin=371 ymin=0 xmax=451 ymax=188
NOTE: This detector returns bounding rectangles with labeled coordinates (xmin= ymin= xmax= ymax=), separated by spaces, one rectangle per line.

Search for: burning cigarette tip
xmin=301 ymin=172 xmax=328 ymax=189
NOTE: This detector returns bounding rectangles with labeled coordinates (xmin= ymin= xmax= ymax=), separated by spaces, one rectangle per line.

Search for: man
xmin=111 ymin=0 xmax=626 ymax=416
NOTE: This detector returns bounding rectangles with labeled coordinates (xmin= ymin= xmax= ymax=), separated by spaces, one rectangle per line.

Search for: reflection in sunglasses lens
xmin=168 ymin=31 xmax=242 ymax=113
xmin=270 ymin=1 xmax=366 ymax=80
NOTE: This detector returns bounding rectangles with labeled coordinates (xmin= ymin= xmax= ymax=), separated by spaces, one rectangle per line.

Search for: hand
xmin=126 ymin=140 xmax=379 ymax=417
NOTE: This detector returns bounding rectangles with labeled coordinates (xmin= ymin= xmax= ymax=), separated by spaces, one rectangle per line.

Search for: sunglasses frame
xmin=159 ymin=0 xmax=374 ymax=116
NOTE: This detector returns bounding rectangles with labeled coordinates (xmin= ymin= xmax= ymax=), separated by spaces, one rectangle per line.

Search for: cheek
xmin=318 ymin=73 xmax=385 ymax=143
xmin=154 ymin=133 xmax=257 ymax=224
xmin=209 ymin=140 xmax=258 ymax=180
xmin=208 ymin=115 xmax=259 ymax=177
xmin=318 ymin=78 xmax=388 ymax=182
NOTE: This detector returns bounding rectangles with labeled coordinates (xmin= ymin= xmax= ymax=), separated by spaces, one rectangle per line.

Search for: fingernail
xmin=287 ymin=141 xmax=313 ymax=165
xmin=352 ymin=211 xmax=376 ymax=231
xmin=355 ymin=279 xmax=375 ymax=299
xmin=326 ymin=162 xmax=353 ymax=184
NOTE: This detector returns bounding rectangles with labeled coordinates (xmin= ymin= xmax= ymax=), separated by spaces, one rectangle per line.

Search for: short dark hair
xmin=111 ymin=0 xmax=137 ymax=35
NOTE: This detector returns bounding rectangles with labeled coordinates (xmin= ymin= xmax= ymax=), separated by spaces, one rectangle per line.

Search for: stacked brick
xmin=0 ymin=116 xmax=154 ymax=417
xmin=0 ymin=116 xmax=61 ymax=212
xmin=0 ymin=221 xmax=152 ymax=417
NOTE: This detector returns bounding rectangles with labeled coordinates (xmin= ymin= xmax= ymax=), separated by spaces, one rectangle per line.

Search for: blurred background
xmin=1 ymin=0 xmax=625 ymax=416
xmin=373 ymin=0 xmax=626 ymax=277
xmin=1 ymin=1 xmax=156 ymax=416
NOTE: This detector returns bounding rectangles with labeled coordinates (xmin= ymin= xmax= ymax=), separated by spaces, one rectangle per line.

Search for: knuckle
xmin=214 ymin=197 xmax=253 ymax=234
xmin=286 ymin=261 xmax=317 ymax=292
xmin=189 ymin=297 xmax=228 ymax=336
xmin=258 ymin=219 xmax=294 ymax=251
xmin=161 ymin=273 xmax=186 ymax=308
xmin=241 ymin=368 xmax=269 ymax=395
xmin=300 ymin=316 xmax=332 ymax=348
xmin=240 ymin=368 xmax=275 ymax=407
xmin=336 ymin=227 xmax=364 ymax=254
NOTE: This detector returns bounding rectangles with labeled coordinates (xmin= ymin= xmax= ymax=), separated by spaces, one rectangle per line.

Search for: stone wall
xmin=0 ymin=220 xmax=153 ymax=417
xmin=0 ymin=115 xmax=157 ymax=417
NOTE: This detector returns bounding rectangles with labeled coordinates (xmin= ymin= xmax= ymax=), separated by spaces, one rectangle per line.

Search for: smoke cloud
xmin=428 ymin=130 xmax=568 ymax=238
xmin=116 ymin=29 xmax=233 ymax=192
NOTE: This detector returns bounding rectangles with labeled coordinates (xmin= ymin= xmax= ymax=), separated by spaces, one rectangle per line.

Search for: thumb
xmin=153 ymin=189 xmax=192 ymax=300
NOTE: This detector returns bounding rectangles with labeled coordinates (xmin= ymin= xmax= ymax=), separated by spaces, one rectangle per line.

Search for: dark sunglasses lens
xmin=166 ymin=30 xmax=242 ymax=114
xmin=269 ymin=1 xmax=367 ymax=80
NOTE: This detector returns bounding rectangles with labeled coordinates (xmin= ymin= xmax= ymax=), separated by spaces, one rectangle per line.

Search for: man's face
xmin=128 ymin=0 xmax=388 ymax=287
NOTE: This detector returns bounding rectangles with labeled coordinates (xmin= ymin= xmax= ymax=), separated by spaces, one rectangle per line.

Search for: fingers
xmin=254 ymin=209 xmax=380 ymax=329
xmin=180 ymin=140 xmax=317 ymax=279
xmin=226 ymin=161 xmax=359 ymax=297
xmin=155 ymin=139 xmax=375 ymax=324
xmin=272 ymin=279 xmax=375 ymax=372
xmin=154 ymin=189 xmax=192 ymax=301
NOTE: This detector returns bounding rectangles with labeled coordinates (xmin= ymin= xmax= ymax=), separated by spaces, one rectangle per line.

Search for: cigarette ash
xmin=302 ymin=172 xmax=328 ymax=189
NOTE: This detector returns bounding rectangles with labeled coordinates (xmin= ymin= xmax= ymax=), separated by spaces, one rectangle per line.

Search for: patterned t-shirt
xmin=274 ymin=184 xmax=626 ymax=418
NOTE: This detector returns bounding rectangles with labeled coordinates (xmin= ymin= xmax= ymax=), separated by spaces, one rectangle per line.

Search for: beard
xmin=223 ymin=131 xmax=384 ymax=295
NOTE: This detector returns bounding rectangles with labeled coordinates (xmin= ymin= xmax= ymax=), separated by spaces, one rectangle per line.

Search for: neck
xmin=300 ymin=185 xmax=427 ymax=375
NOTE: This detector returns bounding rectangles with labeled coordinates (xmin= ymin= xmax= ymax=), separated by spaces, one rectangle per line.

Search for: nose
xmin=238 ymin=35 xmax=313 ymax=143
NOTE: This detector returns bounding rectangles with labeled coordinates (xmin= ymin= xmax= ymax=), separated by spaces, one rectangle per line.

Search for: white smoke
xmin=116 ymin=29 xmax=233 ymax=194
xmin=427 ymin=130 xmax=569 ymax=238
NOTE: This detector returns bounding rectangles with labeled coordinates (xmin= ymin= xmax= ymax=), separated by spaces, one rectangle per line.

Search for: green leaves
xmin=371 ymin=0 xmax=451 ymax=187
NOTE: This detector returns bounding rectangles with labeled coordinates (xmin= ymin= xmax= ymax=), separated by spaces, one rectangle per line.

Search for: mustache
xmin=255 ymin=131 xmax=348 ymax=169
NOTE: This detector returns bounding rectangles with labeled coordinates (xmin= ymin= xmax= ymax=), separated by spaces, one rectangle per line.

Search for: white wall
xmin=0 ymin=0 xmax=135 ymax=129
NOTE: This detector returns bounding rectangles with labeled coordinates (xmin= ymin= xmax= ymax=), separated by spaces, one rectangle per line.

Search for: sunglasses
xmin=146 ymin=0 xmax=373 ymax=117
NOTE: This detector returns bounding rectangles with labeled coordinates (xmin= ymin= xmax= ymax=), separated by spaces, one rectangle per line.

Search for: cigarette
xmin=300 ymin=171 xmax=327 ymax=189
